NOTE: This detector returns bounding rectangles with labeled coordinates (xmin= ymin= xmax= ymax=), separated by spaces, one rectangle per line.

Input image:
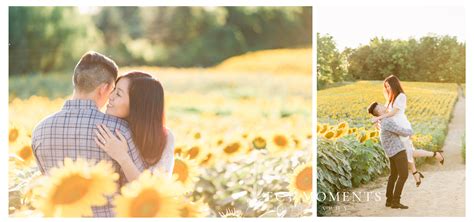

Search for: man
xmin=32 ymin=51 xmax=145 ymax=217
xmin=367 ymin=102 xmax=413 ymax=209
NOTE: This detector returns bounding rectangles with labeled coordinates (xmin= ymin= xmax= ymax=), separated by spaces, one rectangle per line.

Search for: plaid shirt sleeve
xmin=31 ymin=123 xmax=46 ymax=175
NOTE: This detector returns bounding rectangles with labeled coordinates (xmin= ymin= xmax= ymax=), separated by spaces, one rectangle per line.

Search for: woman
xmin=371 ymin=75 xmax=444 ymax=187
xmin=94 ymin=71 xmax=174 ymax=182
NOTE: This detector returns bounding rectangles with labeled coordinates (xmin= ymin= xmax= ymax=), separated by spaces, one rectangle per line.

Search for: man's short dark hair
xmin=73 ymin=51 xmax=118 ymax=93
xmin=367 ymin=102 xmax=379 ymax=116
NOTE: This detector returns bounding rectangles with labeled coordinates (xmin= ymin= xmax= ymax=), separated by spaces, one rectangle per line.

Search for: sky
xmin=316 ymin=5 xmax=465 ymax=50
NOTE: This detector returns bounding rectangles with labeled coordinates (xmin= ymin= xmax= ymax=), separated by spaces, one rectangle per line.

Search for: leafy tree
xmin=9 ymin=7 xmax=102 ymax=75
xmin=340 ymin=34 xmax=465 ymax=83
xmin=317 ymin=33 xmax=346 ymax=88
xmin=10 ymin=6 xmax=312 ymax=74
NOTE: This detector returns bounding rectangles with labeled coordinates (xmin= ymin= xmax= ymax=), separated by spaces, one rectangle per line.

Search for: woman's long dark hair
xmin=117 ymin=71 xmax=167 ymax=167
xmin=384 ymin=75 xmax=405 ymax=108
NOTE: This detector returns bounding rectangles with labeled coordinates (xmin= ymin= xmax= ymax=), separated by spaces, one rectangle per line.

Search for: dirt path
xmin=328 ymin=91 xmax=465 ymax=217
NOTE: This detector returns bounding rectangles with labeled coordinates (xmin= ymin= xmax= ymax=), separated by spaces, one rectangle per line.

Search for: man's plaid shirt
xmin=32 ymin=99 xmax=146 ymax=217
xmin=379 ymin=117 xmax=414 ymax=158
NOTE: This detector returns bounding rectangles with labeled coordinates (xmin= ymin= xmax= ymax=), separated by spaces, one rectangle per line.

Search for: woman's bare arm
xmin=95 ymin=124 xmax=142 ymax=182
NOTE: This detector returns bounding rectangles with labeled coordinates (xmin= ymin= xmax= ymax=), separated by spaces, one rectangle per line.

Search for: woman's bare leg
xmin=413 ymin=149 xmax=433 ymax=158
xmin=413 ymin=149 xmax=444 ymax=162
xmin=408 ymin=161 xmax=421 ymax=186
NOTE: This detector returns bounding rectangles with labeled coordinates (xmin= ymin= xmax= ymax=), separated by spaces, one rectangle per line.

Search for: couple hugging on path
xmin=31 ymin=51 xmax=175 ymax=217
xmin=367 ymin=75 xmax=445 ymax=209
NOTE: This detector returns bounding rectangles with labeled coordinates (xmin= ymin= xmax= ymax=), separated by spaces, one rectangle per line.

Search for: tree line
xmin=317 ymin=33 xmax=465 ymax=87
xmin=9 ymin=6 xmax=312 ymax=75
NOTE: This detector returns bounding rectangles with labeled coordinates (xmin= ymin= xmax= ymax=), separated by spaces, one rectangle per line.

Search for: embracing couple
xmin=31 ymin=51 xmax=175 ymax=217
xmin=367 ymin=75 xmax=445 ymax=209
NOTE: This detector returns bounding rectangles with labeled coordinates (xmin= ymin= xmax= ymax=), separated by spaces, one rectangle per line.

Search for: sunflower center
xmin=174 ymin=147 xmax=183 ymax=155
xmin=335 ymin=130 xmax=344 ymax=138
xmin=320 ymin=126 xmax=327 ymax=134
xmin=273 ymin=135 xmax=288 ymax=147
xmin=180 ymin=205 xmax=191 ymax=217
xmin=295 ymin=167 xmax=312 ymax=192
xmin=224 ymin=142 xmax=240 ymax=154
xmin=359 ymin=134 xmax=368 ymax=143
xmin=194 ymin=132 xmax=201 ymax=140
xmin=130 ymin=188 xmax=160 ymax=217
xmin=187 ymin=147 xmax=200 ymax=159
xmin=18 ymin=145 xmax=32 ymax=161
xmin=173 ymin=159 xmax=189 ymax=183
xmin=252 ymin=137 xmax=266 ymax=149
xmin=51 ymin=174 xmax=91 ymax=205
xmin=201 ymin=153 xmax=213 ymax=164
xmin=324 ymin=131 xmax=334 ymax=139
xmin=9 ymin=128 xmax=19 ymax=143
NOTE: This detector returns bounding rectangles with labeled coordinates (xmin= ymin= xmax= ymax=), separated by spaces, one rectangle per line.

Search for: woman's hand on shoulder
xmin=371 ymin=116 xmax=381 ymax=123
xmin=94 ymin=124 xmax=130 ymax=164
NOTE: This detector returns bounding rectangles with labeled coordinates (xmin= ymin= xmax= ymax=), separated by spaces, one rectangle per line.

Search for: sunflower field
xmin=316 ymin=81 xmax=459 ymax=215
xmin=8 ymin=63 xmax=312 ymax=217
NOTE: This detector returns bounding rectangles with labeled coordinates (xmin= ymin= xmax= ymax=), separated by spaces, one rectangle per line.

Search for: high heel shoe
xmin=413 ymin=171 xmax=424 ymax=187
xmin=433 ymin=151 xmax=445 ymax=165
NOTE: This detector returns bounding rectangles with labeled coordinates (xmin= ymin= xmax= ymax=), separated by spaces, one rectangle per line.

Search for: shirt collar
xmin=62 ymin=99 xmax=99 ymax=111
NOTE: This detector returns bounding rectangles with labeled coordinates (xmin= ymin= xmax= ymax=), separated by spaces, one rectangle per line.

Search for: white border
xmin=312 ymin=4 xmax=318 ymax=219
xmin=1 ymin=1 xmax=7 ymax=220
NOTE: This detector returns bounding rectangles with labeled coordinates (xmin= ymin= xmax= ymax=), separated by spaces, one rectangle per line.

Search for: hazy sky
xmin=316 ymin=5 xmax=465 ymax=50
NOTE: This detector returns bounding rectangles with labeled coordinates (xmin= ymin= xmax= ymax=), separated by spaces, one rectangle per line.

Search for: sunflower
xmin=214 ymin=137 xmax=225 ymax=146
xmin=183 ymin=143 xmax=205 ymax=162
xmin=318 ymin=124 xmax=328 ymax=135
xmin=220 ymin=139 xmax=246 ymax=161
xmin=359 ymin=133 xmax=369 ymax=143
xmin=178 ymin=198 xmax=209 ymax=217
xmin=219 ymin=208 xmax=243 ymax=218
xmin=32 ymin=158 xmax=119 ymax=217
xmin=323 ymin=131 xmax=335 ymax=140
xmin=190 ymin=130 xmax=202 ymax=140
xmin=316 ymin=124 xmax=321 ymax=134
xmin=11 ymin=141 xmax=36 ymax=167
xmin=199 ymin=152 xmax=215 ymax=168
xmin=114 ymin=170 xmax=182 ymax=217
xmin=173 ymin=144 xmax=186 ymax=156
xmin=251 ymin=134 xmax=267 ymax=150
xmin=369 ymin=130 xmax=378 ymax=138
xmin=266 ymin=133 xmax=296 ymax=154
xmin=9 ymin=126 xmax=20 ymax=144
xmin=337 ymin=121 xmax=349 ymax=130
xmin=371 ymin=137 xmax=379 ymax=143
xmin=333 ymin=128 xmax=347 ymax=140
xmin=288 ymin=162 xmax=312 ymax=204
xmin=172 ymin=155 xmax=200 ymax=192
xmin=292 ymin=134 xmax=305 ymax=149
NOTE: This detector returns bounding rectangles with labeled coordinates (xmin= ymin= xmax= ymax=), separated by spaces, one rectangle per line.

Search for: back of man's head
xmin=367 ymin=102 xmax=380 ymax=117
xmin=73 ymin=51 xmax=118 ymax=93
